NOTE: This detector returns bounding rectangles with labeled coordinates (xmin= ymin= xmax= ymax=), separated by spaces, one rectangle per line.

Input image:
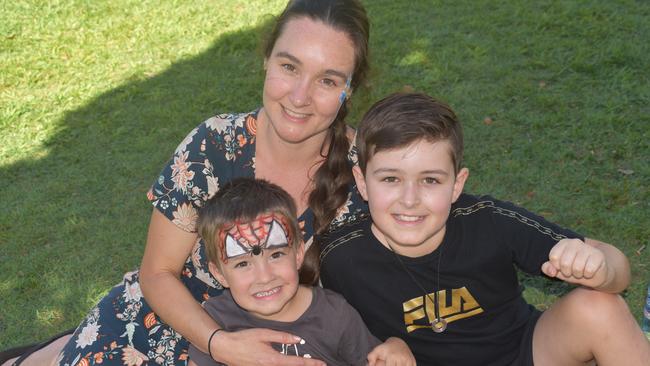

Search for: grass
xmin=1 ymin=0 xmax=648 ymax=349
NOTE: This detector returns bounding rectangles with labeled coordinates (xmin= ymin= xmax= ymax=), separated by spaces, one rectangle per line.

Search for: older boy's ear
xmin=452 ymin=168 xmax=469 ymax=203
xmin=208 ymin=261 xmax=229 ymax=288
xmin=352 ymin=165 xmax=368 ymax=201
xmin=295 ymin=240 xmax=306 ymax=270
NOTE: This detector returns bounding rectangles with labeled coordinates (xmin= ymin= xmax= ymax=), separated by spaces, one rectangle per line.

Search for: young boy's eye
xmin=381 ymin=176 xmax=398 ymax=183
xmin=423 ymin=177 xmax=439 ymax=184
xmin=234 ymin=261 xmax=249 ymax=269
xmin=270 ymin=250 xmax=286 ymax=260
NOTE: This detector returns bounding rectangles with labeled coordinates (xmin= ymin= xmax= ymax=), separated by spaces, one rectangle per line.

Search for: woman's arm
xmin=139 ymin=209 xmax=325 ymax=366
xmin=139 ymin=209 xmax=218 ymax=351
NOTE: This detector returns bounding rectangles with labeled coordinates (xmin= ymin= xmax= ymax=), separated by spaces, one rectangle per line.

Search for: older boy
xmin=188 ymin=178 xmax=414 ymax=366
xmin=320 ymin=92 xmax=650 ymax=365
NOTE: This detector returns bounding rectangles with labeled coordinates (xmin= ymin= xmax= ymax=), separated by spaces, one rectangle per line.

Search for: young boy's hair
xmin=355 ymin=92 xmax=464 ymax=174
xmin=198 ymin=178 xmax=302 ymax=265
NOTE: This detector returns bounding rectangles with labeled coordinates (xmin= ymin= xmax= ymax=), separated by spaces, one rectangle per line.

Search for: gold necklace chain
xmin=383 ymin=235 xmax=447 ymax=333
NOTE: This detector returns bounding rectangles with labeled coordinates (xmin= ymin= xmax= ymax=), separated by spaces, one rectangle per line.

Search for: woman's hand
xmin=211 ymin=328 xmax=326 ymax=366
xmin=367 ymin=337 xmax=416 ymax=366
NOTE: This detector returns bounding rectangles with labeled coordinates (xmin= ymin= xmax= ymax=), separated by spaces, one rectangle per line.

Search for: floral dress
xmin=56 ymin=110 xmax=367 ymax=366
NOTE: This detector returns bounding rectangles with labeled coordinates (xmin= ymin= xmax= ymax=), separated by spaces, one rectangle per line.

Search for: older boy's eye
xmin=381 ymin=176 xmax=398 ymax=183
xmin=281 ymin=63 xmax=296 ymax=73
xmin=423 ymin=177 xmax=439 ymax=184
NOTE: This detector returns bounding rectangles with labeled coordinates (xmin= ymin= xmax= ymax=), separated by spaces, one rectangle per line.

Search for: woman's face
xmin=261 ymin=17 xmax=356 ymax=146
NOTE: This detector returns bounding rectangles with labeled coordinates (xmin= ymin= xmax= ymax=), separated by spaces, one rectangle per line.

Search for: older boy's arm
xmin=584 ymin=238 xmax=630 ymax=293
xmin=541 ymin=237 xmax=630 ymax=293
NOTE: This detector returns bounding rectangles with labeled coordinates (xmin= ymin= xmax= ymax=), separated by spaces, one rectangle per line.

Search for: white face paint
xmin=219 ymin=214 xmax=292 ymax=263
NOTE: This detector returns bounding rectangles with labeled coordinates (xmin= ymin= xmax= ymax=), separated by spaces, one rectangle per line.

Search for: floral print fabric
xmin=56 ymin=111 xmax=367 ymax=365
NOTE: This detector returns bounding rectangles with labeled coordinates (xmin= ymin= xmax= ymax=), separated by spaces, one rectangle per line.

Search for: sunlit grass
xmin=1 ymin=0 xmax=648 ymax=348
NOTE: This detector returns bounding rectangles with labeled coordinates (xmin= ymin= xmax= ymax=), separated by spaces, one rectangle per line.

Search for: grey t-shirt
xmin=189 ymin=286 xmax=381 ymax=366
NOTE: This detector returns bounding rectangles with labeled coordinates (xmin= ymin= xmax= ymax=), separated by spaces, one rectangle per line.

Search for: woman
xmin=4 ymin=0 xmax=370 ymax=365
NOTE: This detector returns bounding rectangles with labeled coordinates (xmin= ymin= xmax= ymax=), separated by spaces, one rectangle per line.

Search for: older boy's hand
xmin=541 ymin=238 xmax=612 ymax=289
xmin=367 ymin=337 xmax=416 ymax=366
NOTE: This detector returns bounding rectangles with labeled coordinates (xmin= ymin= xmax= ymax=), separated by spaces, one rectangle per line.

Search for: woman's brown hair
xmin=263 ymin=0 xmax=371 ymax=284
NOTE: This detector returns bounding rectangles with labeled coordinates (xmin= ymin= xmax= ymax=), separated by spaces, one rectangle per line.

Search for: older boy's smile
xmin=393 ymin=214 xmax=426 ymax=223
xmin=353 ymin=139 xmax=468 ymax=258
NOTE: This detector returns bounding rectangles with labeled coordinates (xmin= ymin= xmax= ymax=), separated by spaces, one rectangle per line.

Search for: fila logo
xmin=402 ymin=286 xmax=484 ymax=333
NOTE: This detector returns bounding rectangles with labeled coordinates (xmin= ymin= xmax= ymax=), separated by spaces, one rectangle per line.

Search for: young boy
xmin=188 ymin=178 xmax=415 ymax=366
xmin=319 ymin=92 xmax=650 ymax=365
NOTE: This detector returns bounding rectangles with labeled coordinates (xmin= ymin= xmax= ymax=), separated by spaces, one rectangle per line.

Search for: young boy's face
xmin=353 ymin=139 xmax=468 ymax=257
xmin=208 ymin=214 xmax=305 ymax=321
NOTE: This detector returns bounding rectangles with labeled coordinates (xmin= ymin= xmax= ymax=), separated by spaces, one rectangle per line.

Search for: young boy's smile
xmin=353 ymin=139 xmax=468 ymax=257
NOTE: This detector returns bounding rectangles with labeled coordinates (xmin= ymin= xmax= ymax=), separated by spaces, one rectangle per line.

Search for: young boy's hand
xmin=541 ymin=238 xmax=612 ymax=289
xmin=367 ymin=337 xmax=416 ymax=366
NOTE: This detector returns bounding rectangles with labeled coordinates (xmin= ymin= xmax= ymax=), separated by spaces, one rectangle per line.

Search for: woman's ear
xmin=352 ymin=165 xmax=368 ymax=201
xmin=208 ymin=261 xmax=229 ymax=288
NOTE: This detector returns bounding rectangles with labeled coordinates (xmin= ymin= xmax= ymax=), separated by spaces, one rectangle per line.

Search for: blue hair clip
xmin=339 ymin=77 xmax=352 ymax=104
xmin=339 ymin=90 xmax=347 ymax=104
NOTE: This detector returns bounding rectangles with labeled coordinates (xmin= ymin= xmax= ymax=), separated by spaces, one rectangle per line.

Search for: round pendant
xmin=431 ymin=318 xmax=447 ymax=333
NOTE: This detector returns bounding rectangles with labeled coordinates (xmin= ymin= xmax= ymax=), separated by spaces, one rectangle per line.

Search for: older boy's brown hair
xmin=198 ymin=178 xmax=302 ymax=266
xmin=355 ymin=92 xmax=464 ymax=174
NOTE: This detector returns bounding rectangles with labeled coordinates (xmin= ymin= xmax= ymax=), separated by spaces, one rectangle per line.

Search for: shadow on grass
xmin=0 ymin=19 xmax=273 ymax=346
xmin=0 ymin=2 xmax=449 ymax=347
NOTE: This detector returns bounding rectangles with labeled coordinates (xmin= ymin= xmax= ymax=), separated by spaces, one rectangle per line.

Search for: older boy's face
xmin=353 ymin=139 xmax=468 ymax=257
xmin=208 ymin=215 xmax=304 ymax=321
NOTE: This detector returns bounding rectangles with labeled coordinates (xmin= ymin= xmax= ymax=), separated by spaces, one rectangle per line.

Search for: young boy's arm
xmin=367 ymin=337 xmax=416 ymax=366
xmin=541 ymin=237 xmax=631 ymax=293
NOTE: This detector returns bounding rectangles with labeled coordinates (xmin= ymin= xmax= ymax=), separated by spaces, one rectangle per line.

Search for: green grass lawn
xmin=1 ymin=0 xmax=648 ymax=349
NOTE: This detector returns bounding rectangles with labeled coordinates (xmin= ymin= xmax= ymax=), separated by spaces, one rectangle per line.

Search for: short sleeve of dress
xmin=147 ymin=112 xmax=257 ymax=233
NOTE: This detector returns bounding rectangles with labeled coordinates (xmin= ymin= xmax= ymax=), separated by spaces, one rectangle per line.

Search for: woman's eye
xmin=320 ymin=78 xmax=337 ymax=88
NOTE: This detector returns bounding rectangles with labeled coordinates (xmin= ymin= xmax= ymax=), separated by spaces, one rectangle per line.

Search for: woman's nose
xmin=289 ymin=78 xmax=312 ymax=107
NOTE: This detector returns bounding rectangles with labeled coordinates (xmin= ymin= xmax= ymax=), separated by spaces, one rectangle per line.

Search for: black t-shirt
xmin=320 ymin=193 xmax=583 ymax=366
